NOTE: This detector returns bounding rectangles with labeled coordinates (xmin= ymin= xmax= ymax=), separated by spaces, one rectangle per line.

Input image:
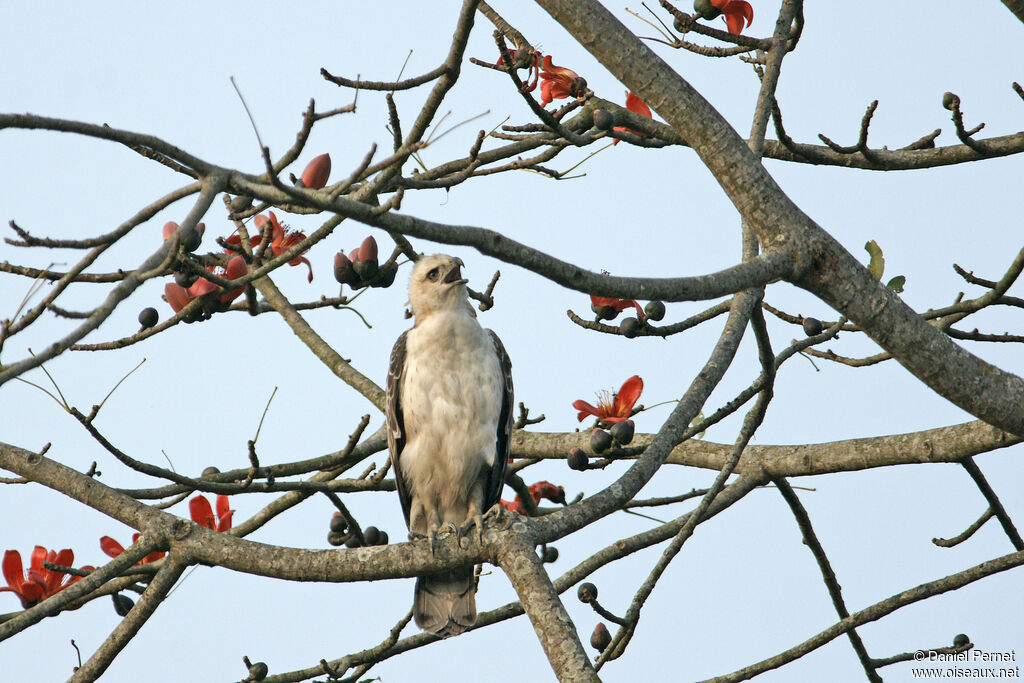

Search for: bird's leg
xmin=481 ymin=502 xmax=505 ymax=524
xmin=456 ymin=513 xmax=486 ymax=548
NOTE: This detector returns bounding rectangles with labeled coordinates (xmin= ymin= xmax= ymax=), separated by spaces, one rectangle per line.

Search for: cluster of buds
xmin=327 ymin=512 xmax=389 ymax=547
xmin=592 ymin=296 xmax=667 ymax=338
xmin=333 ymin=236 xmax=398 ymax=290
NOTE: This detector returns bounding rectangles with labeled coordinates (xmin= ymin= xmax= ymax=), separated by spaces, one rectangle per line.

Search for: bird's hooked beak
xmin=443 ymin=258 xmax=467 ymax=285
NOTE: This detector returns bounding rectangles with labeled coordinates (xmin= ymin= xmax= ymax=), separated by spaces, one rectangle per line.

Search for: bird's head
xmin=408 ymin=254 xmax=469 ymax=319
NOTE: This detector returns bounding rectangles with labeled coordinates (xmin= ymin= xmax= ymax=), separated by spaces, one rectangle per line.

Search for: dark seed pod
xmin=693 ymin=0 xmax=721 ymax=20
xmin=570 ymin=76 xmax=588 ymax=98
xmin=333 ymin=252 xmax=358 ymax=286
xmin=344 ymin=533 xmax=361 ymax=548
xmin=577 ymin=582 xmax=598 ymax=603
xmin=567 ymin=447 xmax=589 ymax=471
xmin=352 ymin=258 xmax=378 ymax=281
xmin=542 ymin=546 xmax=559 ymax=563
xmin=201 ymin=466 xmax=220 ymax=478
xmin=953 ymin=633 xmax=970 ymax=648
xmin=942 ymin=92 xmax=959 ymax=111
xmin=377 ymin=530 xmax=389 ymax=546
xmin=371 ymin=261 xmax=398 ymax=288
xmin=111 ymin=593 xmax=134 ymax=617
xmin=247 ymin=661 xmax=269 ymax=681
xmin=590 ymin=429 xmax=612 ymax=454
xmin=592 ymin=304 xmax=617 ymax=320
xmin=644 ymin=300 xmax=666 ymax=321
xmin=591 ymin=623 xmax=611 ymax=652
xmin=802 ymin=317 xmax=823 ymax=336
xmin=593 ymin=109 xmax=614 ymax=131
xmin=327 ymin=531 xmax=346 ymax=546
xmin=329 ymin=512 xmax=347 ymax=533
xmin=175 ymin=270 xmax=199 ymax=288
xmin=138 ymin=307 xmax=159 ymax=329
xmin=362 ymin=526 xmax=381 ymax=546
xmin=620 ymin=317 xmax=641 ymax=338
xmin=610 ymin=419 xmax=635 ymax=445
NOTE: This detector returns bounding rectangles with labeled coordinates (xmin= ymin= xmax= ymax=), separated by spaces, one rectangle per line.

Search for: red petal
xmin=224 ymin=255 xmax=248 ymax=280
xmin=19 ymin=582 xmax=44 ymax=607
xmin=143 ymin=551 xmax=167 ymax=564
xmin=572 ymin=399 xmax=603 ymax=421
xmin=293 ymin=256 xmax=313 ymax=282
xmin=254 ymin=214 xmax=269 ymax=231
xmin=99 ymin=536 xmax=125 ymax=559
xmin=30 ymin=546 xmax=47 ymax=572
xmin=216 ymin=510 xmax=234 ymax=532
xmin=162 ymin=222 xmax=179 ymax=241
xmin=614 ymin=375 xmax=644 ymax=416
xmin=187 ymin=278 xmax=218 ymax=298
xmin=189 ymin=495 xmax=215 ymax=529
xmin=624 ymin=91 xmax=652 ymax=119
xmin=45 ymin=549 xmax=73 ymax=594
xmin=164 ymin=283 xmax=192 ymax=313
xmin=2 ymin=550 xmax=24 ymax=590
xmin=215 ymin=494 xmax=231 ymax=520
xmin=724 ymin=12 xmax=743 ymax=34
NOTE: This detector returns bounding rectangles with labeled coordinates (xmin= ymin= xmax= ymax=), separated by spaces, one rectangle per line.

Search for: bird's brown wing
xmin=387 ymin=330 xmax=413 ymax=526
xmin=485 ymin=330 xmax=513 ymax=510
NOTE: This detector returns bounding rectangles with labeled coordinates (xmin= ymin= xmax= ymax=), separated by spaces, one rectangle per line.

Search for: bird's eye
xmin=427 ymin=267 xmax=440 ymax=281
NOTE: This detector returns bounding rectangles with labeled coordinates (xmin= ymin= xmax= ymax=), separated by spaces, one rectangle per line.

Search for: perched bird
xmin=386 ymin=254 xmax=513 ymax=637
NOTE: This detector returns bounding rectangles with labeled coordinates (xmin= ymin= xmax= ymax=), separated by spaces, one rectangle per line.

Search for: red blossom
xmin=539 ymin=56 xmax=583 ymax=107
xmin=99 ymin=534 xmax=166 ymax=565
xmin=498 ymin=48 xmax=542 ymax=93
xmin=500 ymin=481 xmax=567 ymax=514
xmin=613 ymin=91 xmax=654 ymax=145
xmin=252 ymin=212 xmax=314 ymax=282
xmin=189 ymin=494 xmax=234 ymax=532
xmin=1 ymin=546 xmax=91 ymax=609
xmin=573 ymin=375 xmax=643 ymax=425
xmin=163 ymin=255 xmax=248 ymax=313
xmin=710 ymin=0 xmax=753 ymax=35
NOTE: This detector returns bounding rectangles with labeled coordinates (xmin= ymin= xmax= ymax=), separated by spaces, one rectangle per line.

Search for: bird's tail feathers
xmin=414 ymin=567 xmax=476 ymax=637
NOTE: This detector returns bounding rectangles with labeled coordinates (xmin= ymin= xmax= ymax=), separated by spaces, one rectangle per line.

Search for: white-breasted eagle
xmin=386 ymin=254 xmax=513 ymax=636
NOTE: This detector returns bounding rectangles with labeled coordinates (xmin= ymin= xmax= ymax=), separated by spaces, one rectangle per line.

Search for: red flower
xmin=164 ymin=255 xmax=248 ymax=313
xmin=99 ymin=534 xmax=166 ymax=565
xmin=500 ymin=481 xmax=567 ymax=514
xmin=300 ymin=153 xmax=331 ymax=189
xmin=711 ymin=0 xmax=753 ymax=35
xmin=590 ymin=294 xmax=645 ymax=319
xmin=498 ymin=49 xmax=542 ymax=93
xmin=189 ymin=494 xmax=234 ymax=532
xmin=1 ymin=546 xmax=90 ymax=609
xmin=573 ymin=375 xmax=643 ymax=425
xmin=613 ymin=91 xmax=654 ymax=145
xmin=253 ymin=212 xmax=313 ymax=282
xmin=539 ymin=56 xmax=584 ymax=107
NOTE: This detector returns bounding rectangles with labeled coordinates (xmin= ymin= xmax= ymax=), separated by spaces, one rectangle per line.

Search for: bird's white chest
xmin=400 ymin=312 xmax=502 ymax=477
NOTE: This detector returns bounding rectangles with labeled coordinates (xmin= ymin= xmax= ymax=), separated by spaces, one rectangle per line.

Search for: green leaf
xmin=689 ymin=411 xmax=706 ymax=440
xmin=887 ymin=275 xmax=906 ymax=293
xmin=865 ymin=240 xmax=885 ymax=280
